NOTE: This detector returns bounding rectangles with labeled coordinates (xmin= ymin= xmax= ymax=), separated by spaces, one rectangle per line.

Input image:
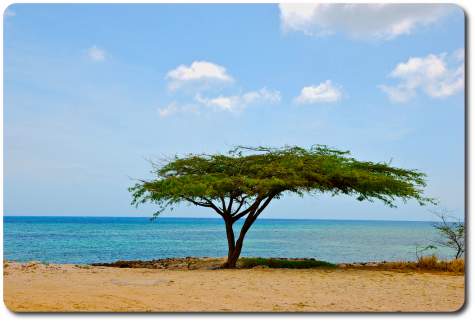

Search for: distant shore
xmin=4 ymin=259 xmax=465 ymax=312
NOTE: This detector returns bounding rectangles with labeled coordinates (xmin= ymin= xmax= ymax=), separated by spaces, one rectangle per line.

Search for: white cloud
xmin=166 ymin=61 xmax=233 ymax=90
xmin=87 ymin=46 xmax=106 ymax=62
xmin=160 ymin=60 xmax=280 ymax=116
xmin=379 ymin=85 xmax=415 ymax=103
xmin=380 ymin=50 xmax=465 ymax=103
xmin=295 ymin=81 xmax=342 ymax=104
xmin=279 ymin=3 xmax=451 ymax=40
xmin=195 ymin=88 xmax=281 ymax=112
xmin=195 ymin=95 xmax=237 ymax=111
xmin=242 ymin=88 xmax=282 ymax=105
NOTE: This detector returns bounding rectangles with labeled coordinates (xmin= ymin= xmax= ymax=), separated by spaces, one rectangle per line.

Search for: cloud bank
xmin=279 ymin=3 xmax=451 ymax=40
xmin=380 ymin=50 xmax=464 ymax=103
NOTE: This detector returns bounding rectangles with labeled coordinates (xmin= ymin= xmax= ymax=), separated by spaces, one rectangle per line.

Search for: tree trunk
xmin=223 ymin=219 xmax=236 ymax=267
xmin=224 ymin=241 xmax=243 ymax=268
xmin=221 ymin=194 xmax=276 ymax=268
xmin=222 ymin=214 xmax=257 ymax=268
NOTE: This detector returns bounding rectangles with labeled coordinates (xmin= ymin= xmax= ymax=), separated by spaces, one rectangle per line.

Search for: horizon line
xmin=3 ymin=215 xmax=450 ymax=223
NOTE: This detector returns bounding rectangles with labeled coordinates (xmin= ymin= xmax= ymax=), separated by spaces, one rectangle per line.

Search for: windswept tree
xmin=130 ymin=145 xmax=432 ymax=268
xmin=431 ymin=209 xmax=465 ymax=259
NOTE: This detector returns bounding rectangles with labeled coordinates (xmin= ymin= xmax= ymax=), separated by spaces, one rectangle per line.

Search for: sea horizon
xmin=4 ymin=215 xmax=455 ymax=264
xmin=2 ymin=215 xmax=447 ymax=223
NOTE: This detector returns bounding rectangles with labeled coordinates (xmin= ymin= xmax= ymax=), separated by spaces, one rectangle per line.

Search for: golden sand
xmin=3 ymin=261 xmax=464 ymax=312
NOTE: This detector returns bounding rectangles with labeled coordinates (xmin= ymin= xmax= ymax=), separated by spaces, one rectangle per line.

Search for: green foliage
xmin=238 ymin=257 xmax=336 ymax=269
xmin=129 ymin=145 xmax=433 ymax=217
xmin=431 ymin=209 xmax=465 ymax=259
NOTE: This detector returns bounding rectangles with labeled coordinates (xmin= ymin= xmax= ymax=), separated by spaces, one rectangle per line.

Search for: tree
xmin=130 ymin=145 xmax=432 ymax=268
xmin=431 ymin=209 xmax=465 ymax=259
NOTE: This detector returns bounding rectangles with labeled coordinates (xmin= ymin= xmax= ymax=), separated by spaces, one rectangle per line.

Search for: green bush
xmin=238 ymin=257 xmax=336 ymax=269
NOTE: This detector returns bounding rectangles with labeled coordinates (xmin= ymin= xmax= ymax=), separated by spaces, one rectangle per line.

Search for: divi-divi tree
xmin=130 ymin=145 xmax=432 ymax=268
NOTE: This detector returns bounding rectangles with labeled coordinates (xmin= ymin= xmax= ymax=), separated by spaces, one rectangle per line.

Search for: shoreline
xmin=3 ymin=259 xmax=465 ymax=312
xmin=5 ymin=255 xmax=464 ymax=273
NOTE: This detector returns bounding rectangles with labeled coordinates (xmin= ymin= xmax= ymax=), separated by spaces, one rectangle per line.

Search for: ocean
xmin=3 ymin=216 xmax=454 ymax=264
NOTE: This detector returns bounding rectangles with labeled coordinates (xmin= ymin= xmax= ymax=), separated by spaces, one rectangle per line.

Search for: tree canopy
xmin=130 ymin=145 xmax=433 ymax=267
xmin=130 ymin=145 xmax=431 ymax=214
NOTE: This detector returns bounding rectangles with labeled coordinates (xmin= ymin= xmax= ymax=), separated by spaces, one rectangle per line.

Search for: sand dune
xmin=3 ymin=261 xmax=464 ymax=312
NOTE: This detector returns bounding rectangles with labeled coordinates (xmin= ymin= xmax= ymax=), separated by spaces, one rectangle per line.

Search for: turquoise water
xmin=3 ymin=216 xmax=453 ymax=264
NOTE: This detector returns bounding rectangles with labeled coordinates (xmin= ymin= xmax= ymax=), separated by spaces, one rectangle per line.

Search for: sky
xmin=3 ymin=3 xmax=465 ymax=221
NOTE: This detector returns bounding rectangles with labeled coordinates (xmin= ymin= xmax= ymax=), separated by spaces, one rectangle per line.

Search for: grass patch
xmin=238 ymin=257 xmax=336 ymax=269
xmin=375 ymin=256 xmax=464 ymax=273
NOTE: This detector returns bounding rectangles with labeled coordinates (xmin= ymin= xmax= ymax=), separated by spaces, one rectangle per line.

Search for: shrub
xmin=238 ymin=257 xmax=336 ymax=269
xmin=376 ymin=256 xmax=464 ymax=273
xmin=416 ymin=255 xmax=439 ymax=269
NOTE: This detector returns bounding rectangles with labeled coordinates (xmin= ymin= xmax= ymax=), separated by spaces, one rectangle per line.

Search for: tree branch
xmin=253 ymin=193 xmax=276 ymax=218
xmin=183 ymin=197 xmax=224 ymax=216
xmin=182 ymin=197 xmax=210 ymax=207
xmin=226 ymin=196 xmax=234 ymax=214
xmin=231 ymin=192 xmax=278 ymax=223
xmin=219 ymin=196 xmax=227 ymax=213
xmin=232 ymin=196 xmax=263 ymax=223
xmin=231 ymin=196 xmax=247 ymax=216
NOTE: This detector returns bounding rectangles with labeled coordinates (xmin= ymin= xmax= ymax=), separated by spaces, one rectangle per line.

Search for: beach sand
xmin=3 ymin=261 xmax=464 ymax=312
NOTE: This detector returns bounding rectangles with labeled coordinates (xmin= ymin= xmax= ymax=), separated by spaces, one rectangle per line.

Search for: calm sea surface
xmin=3 ymin=216 xmax=453 ymax=264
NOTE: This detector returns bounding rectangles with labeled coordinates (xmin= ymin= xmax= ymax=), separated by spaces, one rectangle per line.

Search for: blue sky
xmin=3 ymin=4 xmax=465 ymax=220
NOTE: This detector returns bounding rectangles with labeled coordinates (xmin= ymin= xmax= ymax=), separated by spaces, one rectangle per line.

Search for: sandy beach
xmin=3 ymin=261 xmax=464 ymax=312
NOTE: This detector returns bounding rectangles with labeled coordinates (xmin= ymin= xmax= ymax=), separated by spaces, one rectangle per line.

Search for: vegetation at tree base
xmin=130 ymin=145 xmax=433 ymax=268
xmin=238 ymin=257 xmax=336 ymax=269
xmin=431 ymin=209 xmax=465 ymax=259
xmin=91 ymin=256 xmax=463 ymax=273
